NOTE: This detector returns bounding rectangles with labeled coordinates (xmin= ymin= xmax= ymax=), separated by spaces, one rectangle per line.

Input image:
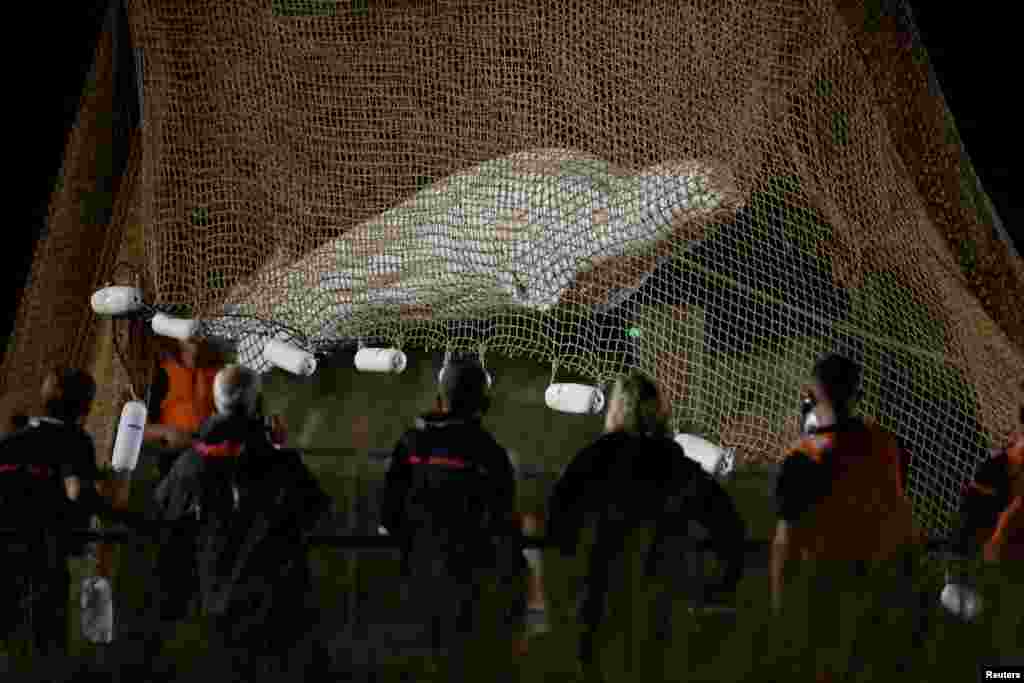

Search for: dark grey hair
xmin=213 ymin=364 xmax=262 ymax=417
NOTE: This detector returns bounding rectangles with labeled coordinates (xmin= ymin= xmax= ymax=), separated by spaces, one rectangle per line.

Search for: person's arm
xmin=142 ymin=368 xmax=193 ymax=447
xmin=770 ymin=451 xmax=829 ymax=614
xmin=490 ymin=444 xmax=519 ymax=537
xmin=285 ymin=452 xmax=333 ymax=535
xmin=689 ymin=470 xmax=747 ymax=600
xmin=894 ymin=435 xmax=912 ymax=496
xmin=953 ymin=453 xmax=1011 ymax=557
xmin=770 ymin=519 xmax=794 ymax=615
xmin=380 ymin=433 xmax=413 ymax=537
xmin=983 ymin=495 xmax=1023 ymax=563
xmin=546 ymin=440 xmax=607 ymax=555
xmin=63 ymin=434 xmax=153 ymax=530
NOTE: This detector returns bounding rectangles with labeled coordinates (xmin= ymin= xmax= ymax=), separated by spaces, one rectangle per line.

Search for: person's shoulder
xmin=0 ymin=424 xmax=32 ymax=462
xmin=470 ymin=427 xmax=514 ymax=468
xmin=39 ymin=420 xmax=95 ymax=457
xmin=590 ymin=430 xmax=632 ymax=451
xmin=783 ymin=433 xmax=829 ymax=462
xmin=663 ymin=437 xmax=706 ymax=469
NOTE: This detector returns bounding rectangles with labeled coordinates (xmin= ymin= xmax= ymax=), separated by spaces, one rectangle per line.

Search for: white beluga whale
xmin=210 ymin=149 xmax=745 ymax=372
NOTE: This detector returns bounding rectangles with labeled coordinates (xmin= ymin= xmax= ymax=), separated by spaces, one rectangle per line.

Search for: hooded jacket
xmin=152 ymin=412 xmax=331 ymax=619
xmin=547 ymin=432 xmax=743 ymax=552
xmin=380 ymin=411 xmax=517 ymax=545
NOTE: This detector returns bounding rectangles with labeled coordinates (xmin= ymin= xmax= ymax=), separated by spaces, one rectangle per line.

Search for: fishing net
xmin=6 ymin=0 xmax=1022 ymax=540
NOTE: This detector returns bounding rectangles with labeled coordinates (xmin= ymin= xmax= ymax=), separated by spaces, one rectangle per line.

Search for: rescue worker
xmin=0 ymin=368 xmax=148 ymax=677
xmin=770 ymin=353 xmax=925 ymax=680
xmin=142 ymin=337 xmax=223 ymax=479
xmin=952 ymin=400 xmax=1024 ymax=564
xmin=143 ymin=365 xmax=331 ymax=679
xmin=380 ymin=361 xmax=525 ymax=664
xmin=547 ymin=370 xmax=747 ymax=681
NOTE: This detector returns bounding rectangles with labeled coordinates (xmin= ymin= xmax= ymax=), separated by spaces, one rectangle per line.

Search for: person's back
xmin=779 ymin=418 xmax=919 ymax=564
xmin=771 ymin=354 xmax=926 ymax=680
xmin=381 ymin=362 xmax=518 ymax=659
xmin=0 ymin=367 xmax=124 ymax=667
xmin=548 ymin=371 xmax=747 ymax=679
xmin=956 ymin=416 xmax=1024 ymax=564
xmin=384 ymin=409 xmax=517 ymax=578
xmin=0 ymin=418 xmax=88 ymax=638
xmin=0 ymin=418 xmax=91 ymax=530
xmin=549 ymin=431 xmax=706 ymax=542
xmin=148 ymin=365 xmax=331 ymax=677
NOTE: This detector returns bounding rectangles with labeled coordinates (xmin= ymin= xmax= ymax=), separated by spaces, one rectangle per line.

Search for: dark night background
xmin=0 ymin=2 xmax=1017 ymax=362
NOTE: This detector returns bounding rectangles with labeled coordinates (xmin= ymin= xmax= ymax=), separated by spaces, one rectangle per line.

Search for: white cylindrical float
xmin=940 ymin=583 xmax=983 ymax=621
xmin=355 ymin=348 xmax=407 ymax=374
xmin=263 ymin=338 xmax=317 ymax=376
xmin=545 ymin=383 xmax=605 ymax=415
xmin=111 ymin=400 xmax=147 ymax=472
xmin=81 ymin=576 xmax=114 ymax=643
xmin=90 ymin=286 xmax=144 ymax=317
xmin=151 ymin=313 xmax=199 ymax=341
xmin=674 ymin=433 xmax=734 ymax=478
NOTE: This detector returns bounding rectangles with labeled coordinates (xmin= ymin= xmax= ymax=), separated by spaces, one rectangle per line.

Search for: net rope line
xmin=82 ymin=0 xmax=1024 ymax=543
xmin=673 ymin=252 xmax=961 ymax=370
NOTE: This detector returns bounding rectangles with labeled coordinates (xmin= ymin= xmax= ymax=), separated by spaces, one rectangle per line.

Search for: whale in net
xmin=206 ymin=148 xmax=745 ymax=372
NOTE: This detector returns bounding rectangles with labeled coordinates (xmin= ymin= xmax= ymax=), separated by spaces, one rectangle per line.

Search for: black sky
xmin=0 ymin=2 xmax=1017 ymax=358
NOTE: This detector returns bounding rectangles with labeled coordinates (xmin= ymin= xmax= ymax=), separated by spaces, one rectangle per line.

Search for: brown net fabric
xmin=3 ymin=0 xmax=1016 ymax=539
xmin=0 ymin=25 xmax=121 ymax=437
xmin=84 ymin=132 xmax=151 ymax=465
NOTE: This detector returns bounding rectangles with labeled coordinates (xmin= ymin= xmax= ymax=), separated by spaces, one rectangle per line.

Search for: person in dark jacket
xmin=546 ymin=369 xmax=747 ymax=680
xmin=0 ymin=367 xmax=147 ymax=674
xmin=380 ymin=361 xmax=524 ymax=655
xmin=143 ymin=364 xmax=332 ymax=679
xmin=142 ymin=337 xmax=225 ymax=480
xmin=952 ymin=400 xmax=1024 ymax=565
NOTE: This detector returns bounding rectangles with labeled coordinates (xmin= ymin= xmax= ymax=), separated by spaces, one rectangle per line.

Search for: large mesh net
xmin=6 ymin=0 xmax=1017 ymax=541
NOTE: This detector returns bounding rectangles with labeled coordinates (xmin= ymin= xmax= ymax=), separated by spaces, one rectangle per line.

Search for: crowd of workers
xmin=1 ymin=338 xmax=1021 ymax=681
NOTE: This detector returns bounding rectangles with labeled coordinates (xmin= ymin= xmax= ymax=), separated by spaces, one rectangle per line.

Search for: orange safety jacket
xmin=158 ymin=356 xmax=219 ymax=436
xmin=973 ymin=444 xmax=1024 ymax=563
xmin=784 ymin=421 xmax=922 ymax=563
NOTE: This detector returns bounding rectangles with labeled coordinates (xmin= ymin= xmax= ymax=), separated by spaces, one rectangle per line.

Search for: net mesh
xmin=0 ymin=24 xmax=121 ymax=430
xmin=5 ymin=0 xmax=1017 ymax=541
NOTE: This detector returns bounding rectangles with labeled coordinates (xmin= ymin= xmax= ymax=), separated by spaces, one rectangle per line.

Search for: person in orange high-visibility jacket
xmin=143 ymin=338 xmax=224 ymax=479
xmin=954 ymin=403 xmax=1024 ymax=564
xmin=771 ymin=354 xmax=926 ymax=681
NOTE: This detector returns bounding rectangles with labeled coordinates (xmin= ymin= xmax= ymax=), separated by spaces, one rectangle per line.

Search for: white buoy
xmin=90 ymin=286 xmax=144 ymax=317
xmin=151 ymin=313 xmax=198 ymax=341
xmin=81 ymin=576 xmax=114 ymax=643
xmin=940 ymin=583 xmax=983 ymax=621
xmin=263 ymin=338 xmax=317 ymax=376
xmin=355 ymin=348 xmax=407 ymax=374
xmin=111 ymin=400 xmax=147 ymax=472
xmin=545 ymin=383 xmax=605 ymax=414
xmin=674 ymin=433 xmax=734 ymax=478
xmin=802 ymin=411 xmax=818 ymax=435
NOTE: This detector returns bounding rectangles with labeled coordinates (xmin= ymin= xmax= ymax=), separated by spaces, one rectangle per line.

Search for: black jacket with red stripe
xmin=380 ymin=412 xmax=517 ymax=544
xmin=152 ymin=412 xmax=331 ymax=617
